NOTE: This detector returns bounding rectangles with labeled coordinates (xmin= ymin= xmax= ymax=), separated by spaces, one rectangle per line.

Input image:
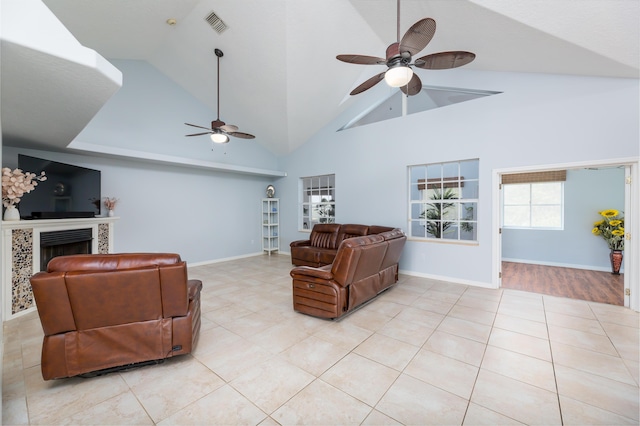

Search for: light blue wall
xmin=277 ymin=70 xmax=639 ymax=286
xmin=3 ymin=59 xmax=284 ymax=265
xmin=4 ymin=65 xmax=638 ymax=283
xmin=3 ymin=146 xmax=280 ymax=264
xmin=74 ymin=60 xmax=280 ymax=171
xmin=502 ymin=168 xmax=625 ymax=271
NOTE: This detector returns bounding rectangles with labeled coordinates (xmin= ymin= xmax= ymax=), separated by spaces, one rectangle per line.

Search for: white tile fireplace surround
xmin=1 ymin=217 xmax=117 ymax=321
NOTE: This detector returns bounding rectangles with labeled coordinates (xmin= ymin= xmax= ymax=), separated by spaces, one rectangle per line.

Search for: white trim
xmin=624 ymin=164 xmax=638 ymax=311
xmin=399 ymin=269 xmax=493 ymax=289
xmin=67 ymin=141 xmax=287 ymax=178
xmin=186 ymin=251 xmax=266 ymax=267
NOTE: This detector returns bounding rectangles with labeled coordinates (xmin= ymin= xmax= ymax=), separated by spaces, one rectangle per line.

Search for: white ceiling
xmin=2 ymin=0 xmax=639 ymax=156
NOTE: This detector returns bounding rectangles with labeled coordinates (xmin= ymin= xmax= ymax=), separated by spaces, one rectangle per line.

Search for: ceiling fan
xmin=337 ymin=0 xmax=476 ymax=96
xmin=185 ymin=48 xmax=255 ymax=144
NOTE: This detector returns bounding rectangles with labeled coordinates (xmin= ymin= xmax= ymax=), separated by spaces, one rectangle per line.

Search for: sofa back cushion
xmin=46 ymin=253 xmax=182 ymax=272
xmin=379 ymin=230 xmax=407 ymax=270
xmin=65 ymin=267 xmax=163 ymax=330
xmin=368 ymin=225 xmax=395 ymax=235
xmin=331 ymin=234 xmax=385 ymax=286
xmin=337 ymin=224 xmax=369 ymax=245
xmin=309 ymin=224 xmax=341 ymax=249
xmin=32 ymin=254 xmax=189 ymax=335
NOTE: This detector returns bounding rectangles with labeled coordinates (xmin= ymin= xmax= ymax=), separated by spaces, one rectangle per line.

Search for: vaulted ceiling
xmin=2 ymin=0 xmax=638 ymax=157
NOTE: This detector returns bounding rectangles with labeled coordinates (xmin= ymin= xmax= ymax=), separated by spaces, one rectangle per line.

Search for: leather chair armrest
xmin=187 ymin=279 xmax=202 ymax=301
xmin=290 ymin=240 xmax=311 ymax=248
xmin=290 ymin=265 xmax=334 ymax=280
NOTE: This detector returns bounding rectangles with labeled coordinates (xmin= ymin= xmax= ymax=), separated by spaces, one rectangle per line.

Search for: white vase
xmin=108 ymin=209 xmax=114 ymax=217
xmin=3 ymin=205 xmax=20 ymax=221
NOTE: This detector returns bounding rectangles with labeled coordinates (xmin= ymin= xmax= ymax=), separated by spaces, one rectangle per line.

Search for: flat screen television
xmin=17 ymin=154 xmax=101 ymax=219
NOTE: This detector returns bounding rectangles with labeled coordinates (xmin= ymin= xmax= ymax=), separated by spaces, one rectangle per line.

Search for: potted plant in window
xmin=592 ymin=209 xmax=625 ymax=274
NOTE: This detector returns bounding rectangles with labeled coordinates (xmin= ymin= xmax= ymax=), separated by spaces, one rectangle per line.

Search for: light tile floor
xmin=3 ymin=254 xmax=639 ymax=425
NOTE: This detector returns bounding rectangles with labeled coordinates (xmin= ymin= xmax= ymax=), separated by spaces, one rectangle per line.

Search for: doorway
xmin=493 ymin=160 xmax=637 ymax=310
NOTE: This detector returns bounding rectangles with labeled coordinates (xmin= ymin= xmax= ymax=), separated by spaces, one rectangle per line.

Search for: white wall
xmin=277 ymin=69 xmax=640 ymax=287
xmin=502 ymin=168 xmax=626 ymax=271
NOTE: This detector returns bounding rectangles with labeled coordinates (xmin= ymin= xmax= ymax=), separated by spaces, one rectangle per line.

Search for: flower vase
xmin=610 ymin=250 xmax=623 ymax=275
xmin=3 ymin=205 xmax=20 ymax=221
xmin=108 ymin=209 xmax=114 ymax=217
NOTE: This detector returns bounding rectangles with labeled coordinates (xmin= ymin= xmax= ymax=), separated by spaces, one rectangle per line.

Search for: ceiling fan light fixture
xmin=385 ymin=65 xmax=413 ymax=87
xmin=210 ymin=133 xmax=229 ymax=144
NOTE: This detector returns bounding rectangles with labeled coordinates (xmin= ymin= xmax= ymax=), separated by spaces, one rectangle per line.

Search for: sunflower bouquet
xmin=592 ymin=209 xmax=625 ymax=251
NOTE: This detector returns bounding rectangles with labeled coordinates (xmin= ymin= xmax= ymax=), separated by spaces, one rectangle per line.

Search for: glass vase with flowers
xmin=2 ymin=167 xmax=47 ymax=221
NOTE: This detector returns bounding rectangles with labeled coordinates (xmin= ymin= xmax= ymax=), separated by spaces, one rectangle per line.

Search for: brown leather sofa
xmin=291 ymin=228 xmax=406 ymax=319
xmin=30 ymin=253 xmax=202 ymax=380
xmin=290 ymin=223 xmax=395 ymax=267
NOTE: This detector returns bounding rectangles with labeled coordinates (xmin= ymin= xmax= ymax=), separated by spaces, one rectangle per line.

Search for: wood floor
xmin=501 ymin=262 xmax=624 ymax=306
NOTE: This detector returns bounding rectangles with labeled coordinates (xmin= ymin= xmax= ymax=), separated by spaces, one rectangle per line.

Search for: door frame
xmin=492 ymin=157 xmax=639 ymax=311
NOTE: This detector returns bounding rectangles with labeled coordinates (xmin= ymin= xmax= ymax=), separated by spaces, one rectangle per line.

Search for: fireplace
xmin=2 ymin=217 xmax=117 ymax=321
xmin=40 ymin=228 xmax=93 ymax=271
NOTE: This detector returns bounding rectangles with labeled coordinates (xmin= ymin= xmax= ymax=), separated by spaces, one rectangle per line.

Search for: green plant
xmin=421 ymin=188 xmax=457 ymax=238
xmin=461 ymin=205 xmax=475 ymax=233
xmin=315 ymin=197 xmax=335 ymax=223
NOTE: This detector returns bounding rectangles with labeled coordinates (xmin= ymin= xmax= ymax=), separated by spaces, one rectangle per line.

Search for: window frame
xmin=299 ymin=174 xmax=336 ymax=232
xmin=408 ymin=159 xmax=479 ymax=243
xmin=502 ymin=181 xmax=565 ymax=230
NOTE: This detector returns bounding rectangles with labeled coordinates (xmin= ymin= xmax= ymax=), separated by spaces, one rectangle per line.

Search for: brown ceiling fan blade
xmin=220 ymin=124 xmax=239 ymax=133
xmin=229 ymin=131 xmax=255 ymax=139
xmin=400 ymin=73 xmax=422 ymax=96
xmin=399 ymin=18 xmax=436 ymax=56
xmin=350 ymin=72 xmax=385 ymax=95
xmin=337 ymin=54 xmax=386 ymax=65
xmin=414 ymin=51 xmax=476 ymax=70
xmin=186 ymin=132 xmax=212 ymax=137
xmin=185 ymin=123 xmax=212 ymax=131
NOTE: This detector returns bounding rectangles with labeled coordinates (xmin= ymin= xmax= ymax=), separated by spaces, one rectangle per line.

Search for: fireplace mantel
xmin=1 ymin=216 xmax=118 ymax=321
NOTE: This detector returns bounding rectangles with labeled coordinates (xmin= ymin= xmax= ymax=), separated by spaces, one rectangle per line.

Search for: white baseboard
xmin=399 ymin=269 xmax=495 ymax=289
xmin=501 ymin=257 xmax=623 ymax=274
xmin=187 ymin=251 xmax=265 ymax=267
xmin=188 ymin=250 xmax=291 ymax=267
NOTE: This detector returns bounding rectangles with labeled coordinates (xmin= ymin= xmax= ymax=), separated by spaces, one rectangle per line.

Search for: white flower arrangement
xmin=1 ymin=167 xmax=47 ymax=208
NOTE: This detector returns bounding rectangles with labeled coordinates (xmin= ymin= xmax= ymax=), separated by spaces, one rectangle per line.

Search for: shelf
xmin=262 ymin=198 xmax=279 ymax=254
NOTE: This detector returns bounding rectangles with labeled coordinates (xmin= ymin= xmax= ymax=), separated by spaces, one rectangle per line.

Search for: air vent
xmin=205 ymin=11 xmax=228 ymax=34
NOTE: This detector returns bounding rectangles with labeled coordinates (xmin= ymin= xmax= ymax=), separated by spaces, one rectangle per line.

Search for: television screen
xmin=17 ymin=154 xmax=101 ymax=219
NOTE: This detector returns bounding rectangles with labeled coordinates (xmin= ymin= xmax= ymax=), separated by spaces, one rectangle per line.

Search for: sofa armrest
xmin=30 ymin=271 xmax=76 ymax=336
xmin=290 ymin=265 xmax=334 ymax=280
xmin=290 ymin=240 xmax=311 ymax=248
xmin=187 ymin=279 xmax=203 ymax=301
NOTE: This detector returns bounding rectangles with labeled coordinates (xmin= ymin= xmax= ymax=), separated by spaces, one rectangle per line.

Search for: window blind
xmin=501 ymin=170 xmax=566 ymax=184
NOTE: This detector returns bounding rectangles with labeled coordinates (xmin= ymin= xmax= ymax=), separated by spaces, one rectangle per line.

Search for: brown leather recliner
xmin=290 ymin=223 xmax=394 ymax=267
xmin=291 ymin=229 xmax=406 ymax=319
xmin=30 ymin=253 xmax=202 ymax=380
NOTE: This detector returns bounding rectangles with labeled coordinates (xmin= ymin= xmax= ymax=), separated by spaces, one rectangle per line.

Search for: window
xmin=300 ymin=174 xmax=335 ymax=230
xmin=408 ymin=159 xmax=479 ymax=242
xmin=339 ymin=86 xmax=501 ymax=131
xmin=503 ymin=182 xmax=564 ymax=229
